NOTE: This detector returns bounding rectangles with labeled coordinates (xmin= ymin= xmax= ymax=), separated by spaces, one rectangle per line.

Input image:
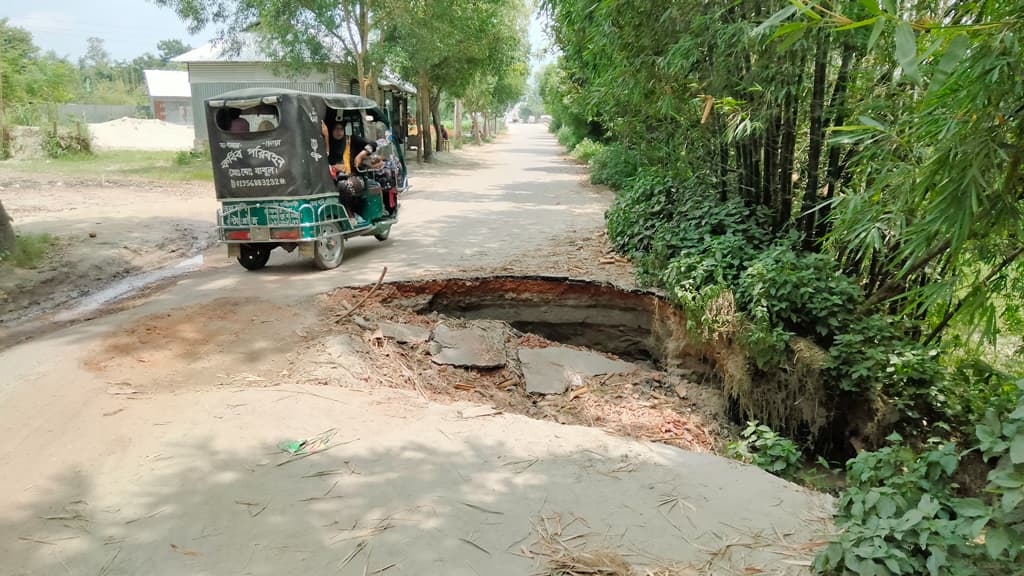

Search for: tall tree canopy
xmin=152 ymin=0 xmax=386 ymax=97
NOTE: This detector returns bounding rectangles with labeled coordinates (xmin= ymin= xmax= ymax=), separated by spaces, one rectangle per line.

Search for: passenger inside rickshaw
xmin=216 ymin=105 xmax=280 ymax=134
xmin=323 ymin=111 xmax=386 ymax=220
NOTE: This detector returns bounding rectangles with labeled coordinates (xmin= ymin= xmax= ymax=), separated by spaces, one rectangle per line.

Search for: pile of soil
xmin=89 ymin=117 xmax=194 ymax=151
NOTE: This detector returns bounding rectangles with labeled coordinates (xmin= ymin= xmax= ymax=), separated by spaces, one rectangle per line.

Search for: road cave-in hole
xmin=380 ymin=276 xmax=863 ymax=460
xmin=386 ymin=276 xmax=710 ymax=375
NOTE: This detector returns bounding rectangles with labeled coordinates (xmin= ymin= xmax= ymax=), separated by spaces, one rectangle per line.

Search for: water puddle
xmin=53 ymin=254 xmax=204 ymax=322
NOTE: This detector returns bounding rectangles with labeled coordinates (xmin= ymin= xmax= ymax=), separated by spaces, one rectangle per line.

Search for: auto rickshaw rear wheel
xmin=374 ymin=224 xmax=391 ymax=241
xmin=314 ymin=222 xmax=345 ymax=270
xmin=237 ymin=245 xmax=271 ymax=271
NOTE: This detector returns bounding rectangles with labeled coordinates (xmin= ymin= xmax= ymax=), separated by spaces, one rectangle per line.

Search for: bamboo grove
xmin=541 ymin=3 xmax=1024 ymax=570
xmin=542 ymin=0 xmax=1023 ymax=447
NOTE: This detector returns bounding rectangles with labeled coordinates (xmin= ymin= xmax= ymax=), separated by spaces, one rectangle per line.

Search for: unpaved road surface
xmin=0 ymin=176 xmax=216 ymax=327
xmin=0 ymin=125 xmax=832 ymax=575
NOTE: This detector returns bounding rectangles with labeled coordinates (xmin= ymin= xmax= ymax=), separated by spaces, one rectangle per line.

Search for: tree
xmin=157 ymin=38 xmax=192 ymax=63
xmin=1 ymin=19 xmax=41 ymax=108
xmin=0 ymin=200 xmax=13 ymax=256
xmin=1 ymin=20 xmax=80 ymax=112
xmin=381 ymin=0 xmax=529 ymax=160
xmin=79 ymin=37 xmax=111 ymax=72
xmin=153 ymin=0 xmax=384 ymax=97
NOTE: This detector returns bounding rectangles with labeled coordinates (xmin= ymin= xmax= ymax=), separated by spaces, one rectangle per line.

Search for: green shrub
xmin=589 ymin=142 xmax=640 ymax=189
xmin=175 ymin=148 xmax=209 ymax=166
xmin=556 ymin=125 xmax=582 ymax=151
xmin=735 ymin=240 xmax=864 ymax=368
xmin=816 ymin=380 xmax=1024 ymax=575
xmin=570 ymin=138 xmax=603 ymax=163
xmin=41 ymin=121 xmax=92 ymax=158
xmin=0 ymin=233 xmax=57 ymax=269
xmin=0 ymin=125 xmax=11 ymax=160
xmin=726 ymin=421 xmax=803 ymax=479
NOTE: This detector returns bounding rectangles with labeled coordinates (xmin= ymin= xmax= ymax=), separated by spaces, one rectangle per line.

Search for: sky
xmin=3 ymin=0 xmax=215 ymax=60
xmin=3 ymin=0 xmax=555 ymax=68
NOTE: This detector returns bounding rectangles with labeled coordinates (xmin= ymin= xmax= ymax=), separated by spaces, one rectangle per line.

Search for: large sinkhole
xmin=362 ymin=276 xmax=851 ymax=458
xmin=381 ymin=276 xmax=715 ymax=379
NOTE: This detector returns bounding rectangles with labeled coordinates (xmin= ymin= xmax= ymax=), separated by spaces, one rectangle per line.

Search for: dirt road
xmin=0 ymin=125 xmax=831 ymax=575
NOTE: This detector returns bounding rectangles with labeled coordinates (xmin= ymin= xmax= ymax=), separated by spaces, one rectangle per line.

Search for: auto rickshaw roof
xmin=207 ymin=88 xmax=381 ymax=111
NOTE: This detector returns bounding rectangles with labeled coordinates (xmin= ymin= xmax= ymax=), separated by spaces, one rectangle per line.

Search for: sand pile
xmin=88 ymin=117 xmax=194 ymax=152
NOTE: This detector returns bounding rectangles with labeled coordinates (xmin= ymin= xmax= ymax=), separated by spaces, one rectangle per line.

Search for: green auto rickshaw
xmin=205 ymin=88 xmax=407 ymax=270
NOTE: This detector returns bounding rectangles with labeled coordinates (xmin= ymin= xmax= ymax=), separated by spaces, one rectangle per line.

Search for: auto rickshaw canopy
xmin=205 ymin=88 xmax=402 ymax=200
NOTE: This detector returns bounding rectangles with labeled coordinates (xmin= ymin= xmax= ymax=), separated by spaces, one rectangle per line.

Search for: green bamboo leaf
xmin=772 ymin=21 xmax=806 ymax=40
xmin=788 ymin=0 xmax=822 ymax=20
xmin=777 ymin=27 xmax=806 ymax=51
xmin=836 ymin=17 xmax=879 ymax=31
xmin=753 ymin=5 xmax=798 ymax=36
xmin=828 ymin=124 xmax=879 ymax=131
xmin=882 ymin=0 xmax=897 ymax=13
xmin=857 ymin=0 xmax=882 ymax=15
xmin=868 ymin=17 xmax=886 ymax=51
xmin=857 ymin=115 xmax=887 ymax=130
xmin=895 ymin=21 xmax=922 ymax=85
xmin=926 ymin=33 xmax=969 ymax=99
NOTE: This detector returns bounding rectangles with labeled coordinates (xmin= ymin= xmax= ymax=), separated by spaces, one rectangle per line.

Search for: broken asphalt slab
xmin=430 ymin=322 xmax=507 ymax=369
xmin=378 ymin=321 xmax=431 ymax=344
xmin=519 ymin=346 xmax=637 ymax=395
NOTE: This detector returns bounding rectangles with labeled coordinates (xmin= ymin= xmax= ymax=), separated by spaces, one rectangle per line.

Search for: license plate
xmin=250 ymin=226 xmax=270 ymax=241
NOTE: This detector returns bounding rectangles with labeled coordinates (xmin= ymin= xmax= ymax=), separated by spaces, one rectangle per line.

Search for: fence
xmin=6 ymin=103 xmax=151 ymax=126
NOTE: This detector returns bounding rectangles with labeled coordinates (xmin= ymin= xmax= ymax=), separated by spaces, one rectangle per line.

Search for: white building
xmin=143 ymin=69 xmax=192 ymax=125
xmin=173 ymin=35 xmax=414 ymax=144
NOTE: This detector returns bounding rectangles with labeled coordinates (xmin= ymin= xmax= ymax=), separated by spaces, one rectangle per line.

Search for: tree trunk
xmin=419 ymin=76 xmax=433 ymax=162
xmin=761 ymin=114 xmax=779 ymax=208
xmin=358 ymin=0 xmax=370 ymax=98
xmin=776 ymin=87 xmax=799 ymax=231
xmin=482 ymin=112 xmax=490 ymax=140
xmin=818 ymin=43 xmax=856 ymax=241
xmin=431 ymin=87 xmax=442 ymax=153
xmin=801 ymin=33 xmax=830 ymax=248
xmin=454 ymin=99 xmax=462 ymax=143
xmin=0 ymin=199 xmax=15 ymax=255
xmin=472 ymin=113 xmax=481 ymax=145
xmin=414 ymin=94 xmax=423 ymax=163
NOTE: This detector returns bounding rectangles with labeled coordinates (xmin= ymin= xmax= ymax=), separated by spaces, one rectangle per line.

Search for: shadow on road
xmin=0 ymin=420 xmax=826 ymax=575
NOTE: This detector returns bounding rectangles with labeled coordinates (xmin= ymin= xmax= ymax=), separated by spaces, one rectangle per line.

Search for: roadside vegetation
xmin=540 ymin=0 xmax=1024 ymax=573
xmin=0 ymin=232 xmax=57 ymax=269
xmin=8 ymin=150 xmax=212 ymax=182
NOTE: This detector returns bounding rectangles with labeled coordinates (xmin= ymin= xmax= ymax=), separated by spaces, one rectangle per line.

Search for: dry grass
xmin=721 ymin=335 xmax=830 ymax=440
xmin=528 ymin=514 xmax=633 ymax=576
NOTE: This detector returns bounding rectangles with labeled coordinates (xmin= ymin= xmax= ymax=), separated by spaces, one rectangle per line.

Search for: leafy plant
xmin=570 ymin=138 xmax=603 ymax=163
xmin=0 ymin=233 xmax=57 ymax=269
xmin=175 ymin=148 xmax=209 ymax=166
xmin=556 ymin=124 xmax=581 ymax=151
xmin=41 ymin=121 xmax=92 ymax=158
xmin=0 ymin=125 xmax=11 ymax=160
xmin=726 ymin=421 xmax=802 ymax=478
xmin=588 ymin=142 xmax=638 ymax=189
xmin=816 ymin=382 xmax=1024 ymax=575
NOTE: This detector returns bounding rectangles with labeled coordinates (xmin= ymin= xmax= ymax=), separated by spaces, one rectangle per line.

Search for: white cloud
xmin=9 ymin=11 xmax=77 ymax=35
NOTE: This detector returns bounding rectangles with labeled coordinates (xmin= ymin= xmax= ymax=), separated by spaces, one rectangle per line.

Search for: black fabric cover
xmin=206 ymin=88 xmax=389 ymax=200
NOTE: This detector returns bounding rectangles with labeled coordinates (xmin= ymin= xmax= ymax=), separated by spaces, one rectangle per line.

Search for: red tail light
xmin=271 ymin=229 xmax=301 ymax=240
xmin=226 ymin=231 xmax=250 ymax=240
